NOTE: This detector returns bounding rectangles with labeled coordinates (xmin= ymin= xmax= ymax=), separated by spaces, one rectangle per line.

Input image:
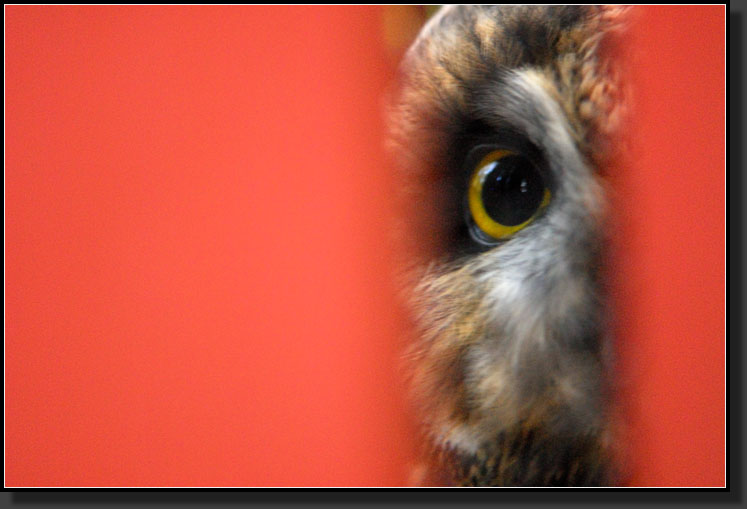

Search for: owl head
xmin=388 ymin=5 xmax=630 ymax=486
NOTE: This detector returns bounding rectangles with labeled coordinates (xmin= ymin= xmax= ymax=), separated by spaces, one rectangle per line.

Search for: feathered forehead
xmin=391 ymin=5 xmax=628 ymax=170
xmin=406 ymin=5 xmax=592 ymax=71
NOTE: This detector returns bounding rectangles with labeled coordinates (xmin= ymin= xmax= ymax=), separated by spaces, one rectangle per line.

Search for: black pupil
xmin=481 ymin=155 xmax=544 ymax=226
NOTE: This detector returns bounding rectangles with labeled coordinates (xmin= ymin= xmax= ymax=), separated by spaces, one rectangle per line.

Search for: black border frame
xmin=3 ymin=3 xmax=738 ymax=507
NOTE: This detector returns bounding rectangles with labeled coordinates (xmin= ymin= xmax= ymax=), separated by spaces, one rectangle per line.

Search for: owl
xmin=388 ymin=5 xmax=629 ymax=486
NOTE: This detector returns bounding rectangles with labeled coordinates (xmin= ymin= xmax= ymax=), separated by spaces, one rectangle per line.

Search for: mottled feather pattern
xmin=389 ymin=6 xmax=629 ymax=486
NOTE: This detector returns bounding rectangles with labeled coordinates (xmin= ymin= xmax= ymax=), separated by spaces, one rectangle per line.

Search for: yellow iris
xmin=468 ymin=149 xmax=551 ymax=240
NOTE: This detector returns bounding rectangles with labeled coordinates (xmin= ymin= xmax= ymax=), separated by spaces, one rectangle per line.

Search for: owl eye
xmin=467 ymin=149 xmax=551 ymax=242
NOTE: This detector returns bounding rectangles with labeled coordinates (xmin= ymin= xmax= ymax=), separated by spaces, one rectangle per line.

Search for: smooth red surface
xmin=613 ymin=6 xmax=726 ymax=487
xmin=6 ymin=5 xmax=727 ymax=489
xmin=6 ymin=6 xmax=417 ymax=486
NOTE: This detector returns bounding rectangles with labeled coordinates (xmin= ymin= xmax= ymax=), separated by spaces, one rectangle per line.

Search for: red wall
xmin=6 ymin=6 xmax=417 ymax=487
xmin=613 ymin=5 xmax=726 ymax=487
xmin=6 ymin=5 xmax=726 ymax=487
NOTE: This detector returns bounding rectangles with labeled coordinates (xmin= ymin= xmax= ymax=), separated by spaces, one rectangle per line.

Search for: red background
xmin=613 ymin=5 xmax=726 ymax=487
xmin=6 ymin=5 xmax=418 ymax=487
xmin=6 ymin=6 xmax=725 ymax=487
